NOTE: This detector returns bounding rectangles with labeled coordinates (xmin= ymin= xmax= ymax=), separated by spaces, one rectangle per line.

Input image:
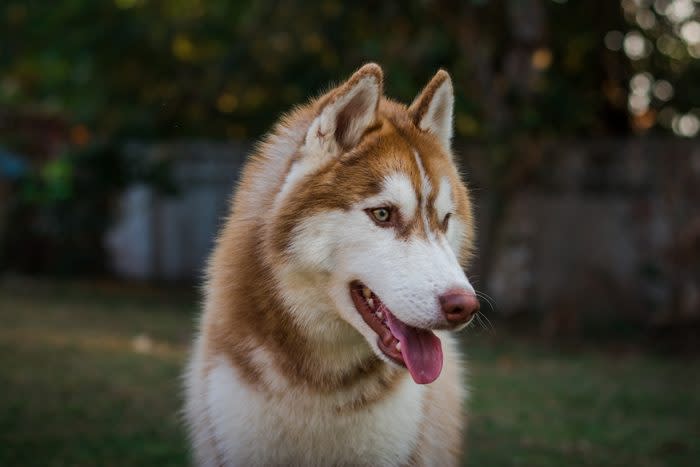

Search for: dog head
xmin=268 ymin=64 xmax=477 ymax=384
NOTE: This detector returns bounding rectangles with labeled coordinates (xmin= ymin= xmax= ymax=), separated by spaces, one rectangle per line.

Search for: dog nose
xmin=439 ymin=289 xmax=479 ymax=325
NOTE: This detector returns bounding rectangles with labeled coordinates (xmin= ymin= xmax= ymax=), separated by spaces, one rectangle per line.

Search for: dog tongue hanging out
xmin=184 ymin=63 xmax=479 ymax=466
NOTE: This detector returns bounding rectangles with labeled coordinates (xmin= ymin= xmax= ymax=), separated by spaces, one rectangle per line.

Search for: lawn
xmin=0 ymin=280 xmax=697 ymax=466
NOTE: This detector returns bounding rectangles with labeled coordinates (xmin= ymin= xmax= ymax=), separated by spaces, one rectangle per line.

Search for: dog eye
xmin=442 ymin=213 xmax=451 ymax=230
xmin=369 ymin=207 xmax=392 ymax=223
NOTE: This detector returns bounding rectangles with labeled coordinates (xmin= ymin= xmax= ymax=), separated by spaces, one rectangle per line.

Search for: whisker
xmin=475 ymin=313 xmax=488 ymax=332
xmin=470 ymin=290 xmax=496 ymax=335
xmin=469 ymin=315 xmax=480 ymax=331
xmin=475 ymin=290 xmax=497 ymax=310
xmin=475 ymin=294 xmax=495 ymax=315
xmin=477 ymin=311 xmax=495 ymax=333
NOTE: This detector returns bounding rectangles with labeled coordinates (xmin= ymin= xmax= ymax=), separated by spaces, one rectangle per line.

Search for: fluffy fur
xmin=184 ymin=63 xmax=477 ymax=466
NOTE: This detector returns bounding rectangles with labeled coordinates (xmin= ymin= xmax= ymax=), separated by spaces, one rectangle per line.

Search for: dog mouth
xmin=349 ymin=281 xmax=443 ymax=384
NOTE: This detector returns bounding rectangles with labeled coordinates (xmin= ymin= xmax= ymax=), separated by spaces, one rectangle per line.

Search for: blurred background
xmin=1 ymin=0 xmax=699 ymax=466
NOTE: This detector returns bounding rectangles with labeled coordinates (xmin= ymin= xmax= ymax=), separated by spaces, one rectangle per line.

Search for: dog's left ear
xmin=305 ymin=63 xmax=383 ymax=157
xmin=409 ymin=70 xmax=454 ymax=149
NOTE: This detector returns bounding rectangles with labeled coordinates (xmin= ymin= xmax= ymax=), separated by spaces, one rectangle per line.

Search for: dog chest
xmin=205 ymin=356 xmax=426 ymax=466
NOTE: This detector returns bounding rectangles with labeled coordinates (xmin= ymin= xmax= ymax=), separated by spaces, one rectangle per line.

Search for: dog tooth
xmin=376 ymin=310 xmax=383 ymax=319
xmin=396 ymin=342 xmax=401 ymax=352
xmin=362 ymin=287 xmax=371 ymax=299
xmin=367 ymin=298 xmax=374 ymax=308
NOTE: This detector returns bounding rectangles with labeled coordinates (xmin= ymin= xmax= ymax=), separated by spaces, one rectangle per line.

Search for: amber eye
xmin=442 ymin=213 xmax=451 ymax=230
xmin=370 ymin=207 xmax=392 ymax=223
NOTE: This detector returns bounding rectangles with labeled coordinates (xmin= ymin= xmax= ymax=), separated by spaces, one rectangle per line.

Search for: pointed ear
xmin=408 ymin=69 xmax=454 ymax=149
xmin=305 ymin=63 xmax=383 ymax=157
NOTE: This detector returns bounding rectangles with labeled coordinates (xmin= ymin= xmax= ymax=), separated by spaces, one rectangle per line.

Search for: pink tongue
xmin=385 ymin=310 xmax=443 ymax=384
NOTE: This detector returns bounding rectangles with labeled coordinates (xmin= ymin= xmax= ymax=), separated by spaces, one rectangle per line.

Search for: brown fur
xmin=195 ymin=64 xmax=473 ymax=465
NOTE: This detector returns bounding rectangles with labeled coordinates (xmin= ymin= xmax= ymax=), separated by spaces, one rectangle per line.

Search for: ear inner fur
xmin=408 ymin=69 xmax=455 ymax=149
xmin=312 ymin=63 xmax=384 ymax=152
xmin=275 ymin=65 xmax=385 ymax=209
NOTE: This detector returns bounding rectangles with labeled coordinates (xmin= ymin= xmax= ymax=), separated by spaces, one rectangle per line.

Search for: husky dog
xmin=184 ymin=63 xmax=479 ymax=466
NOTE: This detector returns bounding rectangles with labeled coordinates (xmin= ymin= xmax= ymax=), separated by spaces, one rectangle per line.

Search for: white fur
xmin=186 ymin=332 xmax=466 ymax=466
xmin=188 ymin=353 xmax=426 ymax=467
xmin=377 ymin=173 xmax=418 ymax=221
xmin=412 ymin=150 xmax=434 ymax=239
xmin=435 ymin=176 xmax=453 ymax=222
xmin=434 ymin=176 xmax=467 ymax=256
xmin=184 ymin=334 xmax=226 ymax=467
xmin=446 ymin=217 xmax=466 ymax=258
xmin=417 ymin=79 xmax=454 ymax=148
xmin=283 ymin=169 xmax=473 ymax=362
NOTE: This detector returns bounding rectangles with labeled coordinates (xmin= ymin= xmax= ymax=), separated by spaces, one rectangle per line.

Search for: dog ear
xmin=305 ymin=63 xmax=383 ymax=157
xmin=408 ymin=70 xmax=454 ymax=149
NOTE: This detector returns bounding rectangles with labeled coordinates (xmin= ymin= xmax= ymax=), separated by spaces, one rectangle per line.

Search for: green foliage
xmin=2 ymin=0 xmax=678 ymax=141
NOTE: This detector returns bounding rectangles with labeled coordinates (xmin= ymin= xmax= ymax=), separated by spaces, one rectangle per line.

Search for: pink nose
xmin=439 ymin=289 xmax=480 ymax=325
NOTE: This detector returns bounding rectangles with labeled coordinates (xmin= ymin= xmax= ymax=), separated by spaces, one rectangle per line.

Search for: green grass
xmin=1 ymin=280 xmax=698 ymax=466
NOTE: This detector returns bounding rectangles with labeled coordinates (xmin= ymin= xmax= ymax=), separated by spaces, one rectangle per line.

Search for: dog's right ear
xmin=304 ymin=63 xmax=383 ymax=158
